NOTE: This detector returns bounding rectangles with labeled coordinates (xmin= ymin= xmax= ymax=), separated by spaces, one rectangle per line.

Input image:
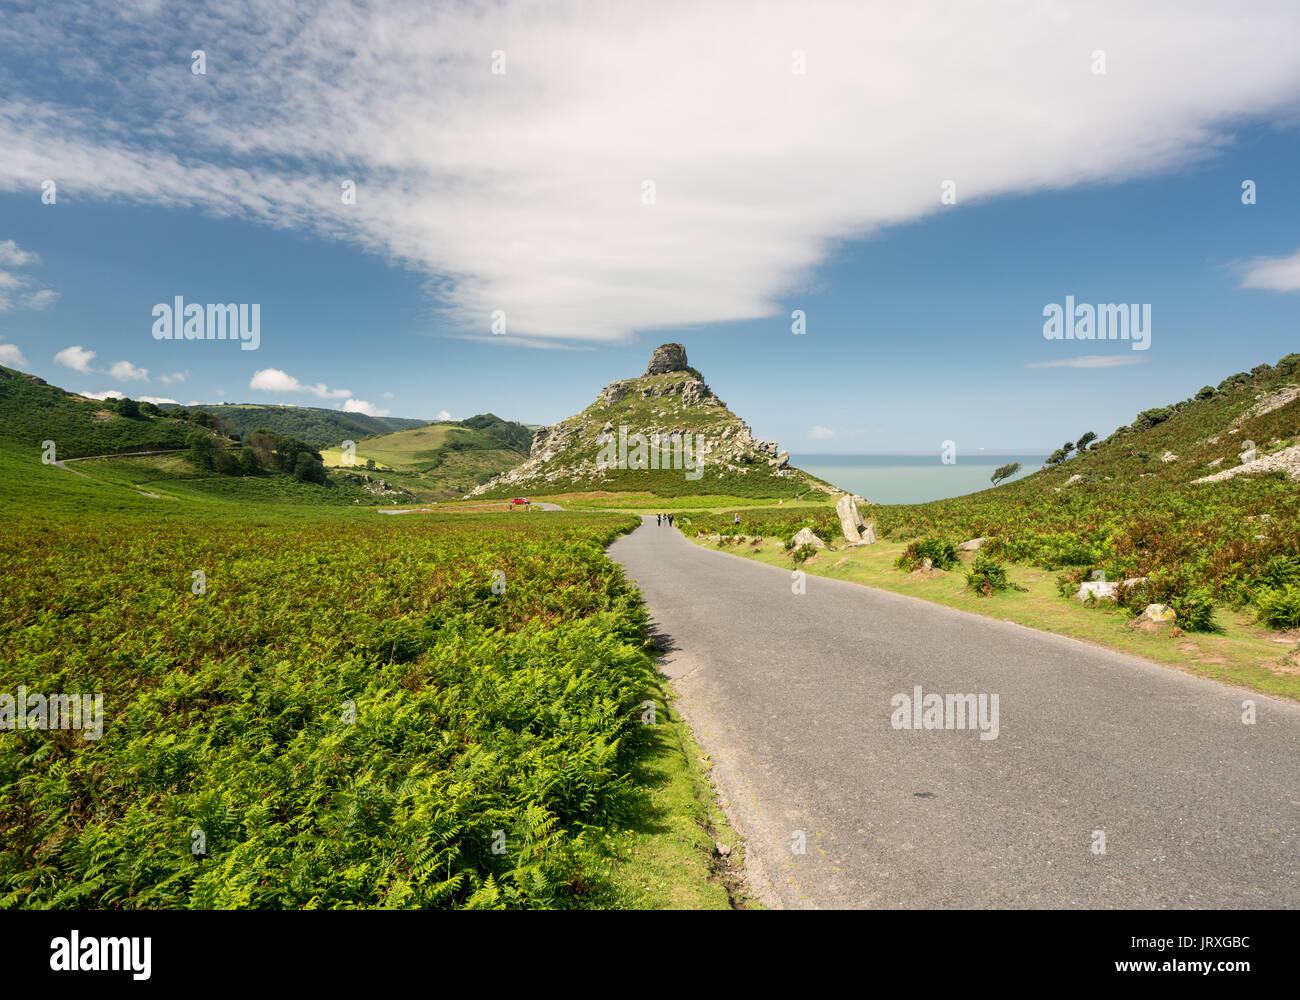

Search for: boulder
xmin=1161 ymin=451 xmax=1178 ymax=463
xmin=836 ymin=494 xmax=871 ymax=543
xmin=1077 ymin=577 xmax=1148 ymax=601
xmin=645 ymin=343 xmax=689 ymax=376
xmin=792 ymin=527 xmax=826 ymax=550
xmin=957 ymin=537 xmax=987 ymax=551
xmin=1142 ymin=603 xmax=1176 ymax=623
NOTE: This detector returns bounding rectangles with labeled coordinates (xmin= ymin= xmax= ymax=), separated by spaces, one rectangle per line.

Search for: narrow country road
xmin=608 ymin=517 xmax=1300 ymax=909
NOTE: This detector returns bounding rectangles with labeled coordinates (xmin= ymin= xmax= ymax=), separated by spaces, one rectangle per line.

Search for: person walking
xmin=733 ymin=512 xmax=740 ymax=530
xmin=657 ymin=513 xmax=662 ymax=526
xmin=667 ymin=513 xmax=673 ymax=527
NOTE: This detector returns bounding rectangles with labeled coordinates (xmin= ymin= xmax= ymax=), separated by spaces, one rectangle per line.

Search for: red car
xmin=510 ymin=497 xmax=530 ymax=506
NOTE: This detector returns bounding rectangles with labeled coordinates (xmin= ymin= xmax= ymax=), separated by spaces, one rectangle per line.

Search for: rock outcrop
xmin=645 ymin=343 xmax=689 ymax=376
xmin=467 ymin=343 xmax=827 ymax=498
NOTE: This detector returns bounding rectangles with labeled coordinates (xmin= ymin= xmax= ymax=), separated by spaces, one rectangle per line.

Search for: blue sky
xmin=1 ymin=2 xmax=1298 ymax=454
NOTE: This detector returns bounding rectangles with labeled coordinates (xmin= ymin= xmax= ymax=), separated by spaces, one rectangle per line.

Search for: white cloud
xmin=0 ymin=3 xmax=1298 ymax=344
xmin=342 ymin=398 xmax=391 ymax=417
xmin=109 ymin=359 xmax=149 ymax=380
xmin=21 ymin=288 xmax=58 ymax=309
xmin=0 ymin=342 xmax=28 ymax=366
xmin=81 ymin=389 xmax=124 ymax=400
xmin=436 ymin=409 xmax=452 ymax=421
xmin=54 ymin=344 xmax=96 ymax=372
xmin=138 ymin=395 xmax=179 ymax=405
xmin=0 ymin=240 xmax=38 ymax=267
xmin=1237 ymin=247 xmax=1300 ymax=292
xmin=0 ymin=240 xmax=55 ymax=311
xmin=1026 ymin=355 xmax=1146 ymax=369
xmin=249 ymin=367 xmax=352 ymax=398
xmin=809 ymin=425 xmax=836 ymax=440
xmin=159 ymin=370 xmax=189 ymax=384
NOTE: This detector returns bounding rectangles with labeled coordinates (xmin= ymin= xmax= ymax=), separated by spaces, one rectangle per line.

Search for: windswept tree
xmin=990 ymin=461 xmax=1022 ymax=486
xmin=1075 ymin=431 xmax=1097 ymax=451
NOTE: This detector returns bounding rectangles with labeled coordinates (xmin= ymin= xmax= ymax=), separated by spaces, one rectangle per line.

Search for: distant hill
xmin=316 ymin=412 xmax=534 ymax=500
xmin=469 ymin=343 xmax=833 ymax=500
xmin=160 ymin=402 xmax=427 ymax=448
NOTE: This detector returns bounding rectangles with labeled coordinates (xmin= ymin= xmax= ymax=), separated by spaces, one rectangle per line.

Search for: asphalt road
xmin=608 ymin=517 xmax=1300 ymax=909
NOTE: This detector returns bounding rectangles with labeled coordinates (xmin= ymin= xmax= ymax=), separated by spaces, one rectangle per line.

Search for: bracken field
xmin=0 ymin=503 xmax=672 ymax=909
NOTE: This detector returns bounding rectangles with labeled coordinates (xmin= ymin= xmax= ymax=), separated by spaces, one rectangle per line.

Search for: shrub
xmin=895 ymin=537 xmax=958 ymax=572
xmin=791 ymin=543 xmax=818 ymax=565
xmin=1256 ymin=585 xmax=1300 ymax=629
xmin=1167 ymin=589 xmax=1221 ymax=633
xmin=966 ymin=555 xmax=1015 ymax=596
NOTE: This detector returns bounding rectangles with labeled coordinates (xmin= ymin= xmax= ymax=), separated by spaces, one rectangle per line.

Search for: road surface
xmin=608 ymin=517 xmax=1300 ymax=909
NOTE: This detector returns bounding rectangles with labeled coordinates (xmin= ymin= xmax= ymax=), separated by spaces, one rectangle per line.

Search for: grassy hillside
xmin=162 ymin=402 xmax=426 ymax=448
xmin=0 ymin=366 xmax=191 ymax=458
xmin=318 ymin=414 xmax=532 ymax=500
xmin=471 ymin=345 xmax=833 ymax=501
xmin=685 ymin=352 xmax=1300 ymax=674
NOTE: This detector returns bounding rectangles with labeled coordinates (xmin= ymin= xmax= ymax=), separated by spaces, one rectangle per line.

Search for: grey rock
xmin=645 ymin=343 xmax=689 ymax=376
xmin=792 ymin=527 xmax=826 ymax=550
xmin=957 ymin=537 xmax=988 ymax=551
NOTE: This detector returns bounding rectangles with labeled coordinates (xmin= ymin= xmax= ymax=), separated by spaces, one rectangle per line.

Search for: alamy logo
xmin=1 ymin=687 xmax=102 ymax=740
xmin=152 ymin=297 xmax=260 ymax=350
xmin=595 ymin=425 xmax=705 ymax=481
xmin=50 ymin=931 xmax=151 ymax=980
xmin=1043 ymin=296 xmax=1150 ymax=351
xmin=890 ymin=686 xmax=999 ymax=740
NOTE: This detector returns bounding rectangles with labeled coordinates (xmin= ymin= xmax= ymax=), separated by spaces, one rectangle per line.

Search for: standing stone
xmin=836 ymin=494 xmax=869 ymax=543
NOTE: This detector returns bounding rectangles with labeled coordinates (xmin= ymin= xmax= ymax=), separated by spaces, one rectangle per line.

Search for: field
xmin=0 ymin=450 xmax=744 ymax=909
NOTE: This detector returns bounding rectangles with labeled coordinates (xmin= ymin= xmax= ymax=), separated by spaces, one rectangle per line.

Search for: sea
xmin=791 ymin=454 xmax=1048 ymax=505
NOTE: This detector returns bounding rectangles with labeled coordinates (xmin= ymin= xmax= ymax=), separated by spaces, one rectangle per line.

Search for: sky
xmin=0 ymin=0 xmax=1298 ymax=454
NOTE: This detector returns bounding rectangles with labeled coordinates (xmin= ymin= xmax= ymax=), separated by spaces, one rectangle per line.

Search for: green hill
xmin=0 ymin=365 xmax=193 ymax=458
xmin=701 ymin=351 xmax=1300 ymax=637
xmin=318 ymin=413 xmax=533 ymax=500
xmin=470 ymin=343 xmax=833 ymax=500
xmin=161 ymin=402 xmax=427 ymax=448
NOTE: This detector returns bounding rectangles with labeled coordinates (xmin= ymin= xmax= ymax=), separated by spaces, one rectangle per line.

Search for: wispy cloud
xmin=0 ymin=240 xmax=38 ymax=267
xmin=0 ymin=239 xmax=56 ymax=311
xmin=1237 ymin=246 xmax=1300 ymax=292
xmin=809 ymin=425 xmax=835 ymax=440
xmin=250 ymin=367 xmax=352 ymax=399
xmin=108 ymin=359 xmax=149 ymax=380
xmin=1026 ymin=355 xmax=1145 ymax=369
xmin=1 ymin=2 xmax=1298 ymax=344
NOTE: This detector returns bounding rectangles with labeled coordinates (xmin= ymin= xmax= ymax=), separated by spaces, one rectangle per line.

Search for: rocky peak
xmin=645 ymin=343 xmax=689 ymax=376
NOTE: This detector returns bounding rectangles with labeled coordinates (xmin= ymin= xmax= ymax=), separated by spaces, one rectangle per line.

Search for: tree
xmin=365 ymin=457 xmax=377 ymax=471
xmin=116 ymin=397 xmax=140 ymax=418
xmin=237 ymin=446 xmax=261 ymax=476
xmin=1075 ymin=431 xmax=1097 ymax=451
xmin=186 ymin=430 xmax=217 ymax=471
xmin=293 ymin=452 xmax=327 ymax=484
xmin=990 ymin=461 xmax=1021 ymax=486
xmin=1047 ymin=448 xmax=1068 ymax=466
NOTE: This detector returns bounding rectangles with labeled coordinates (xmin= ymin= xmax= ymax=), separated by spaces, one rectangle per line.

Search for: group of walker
xmin=656 ymin=512 xmax=675 ymax=527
